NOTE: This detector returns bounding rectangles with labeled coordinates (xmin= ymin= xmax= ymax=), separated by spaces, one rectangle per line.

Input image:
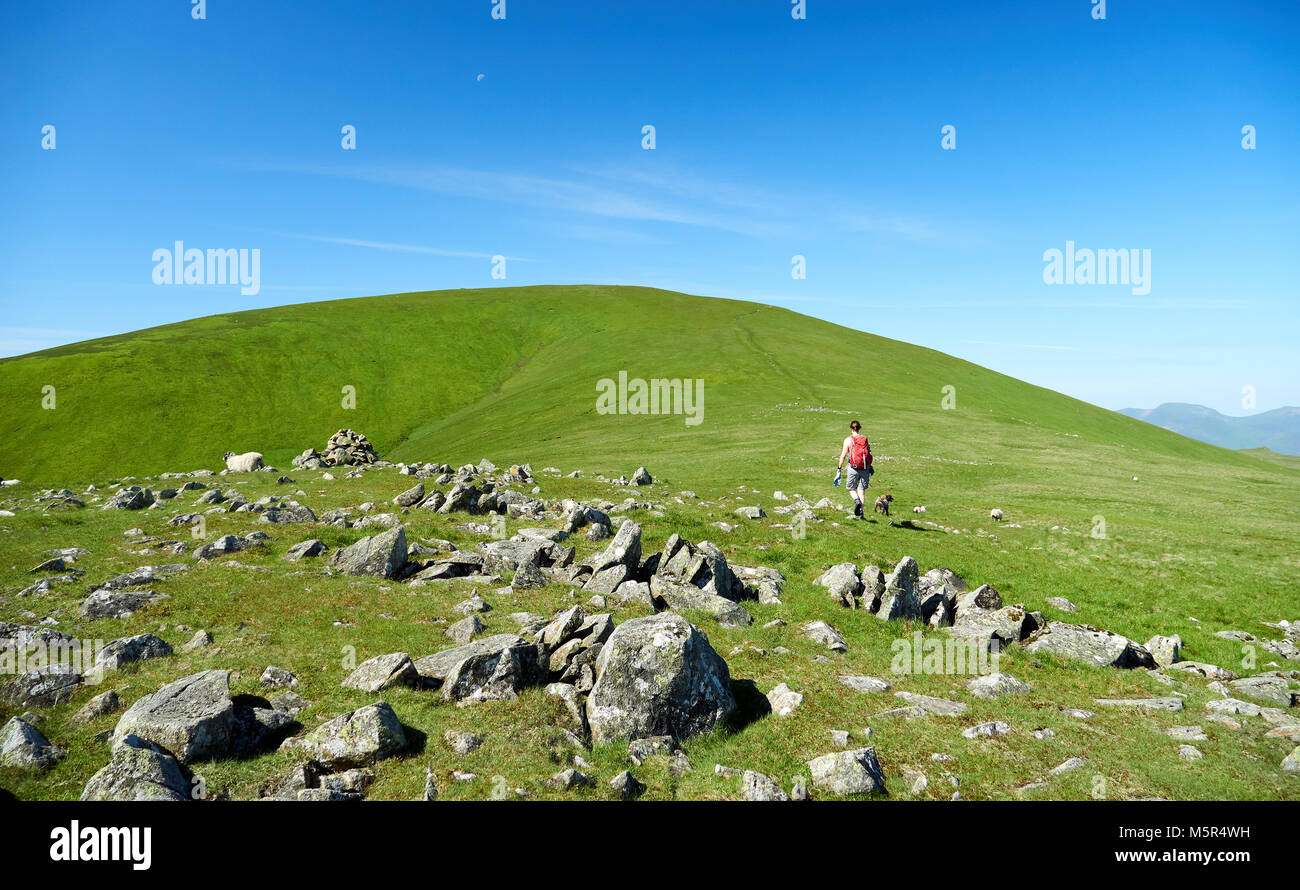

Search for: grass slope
xmin=1 ymin=286 xmax=1298 ymax=800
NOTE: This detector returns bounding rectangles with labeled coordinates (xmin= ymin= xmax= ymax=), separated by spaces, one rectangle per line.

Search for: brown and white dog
xmin=873 ymin=493 xmax=893 ymax=516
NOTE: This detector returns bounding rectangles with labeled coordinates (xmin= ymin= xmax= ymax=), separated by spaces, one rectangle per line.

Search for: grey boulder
xmin=586 ymin=612 xmax=736 ymax=745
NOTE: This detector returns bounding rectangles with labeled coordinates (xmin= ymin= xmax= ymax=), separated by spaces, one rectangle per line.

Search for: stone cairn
xmin=292 ymin=429 xmax=379 ymax=469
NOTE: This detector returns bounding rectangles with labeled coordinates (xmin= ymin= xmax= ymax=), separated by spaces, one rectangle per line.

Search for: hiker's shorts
xmin=846 ymin=464 xmax=870 ymax=490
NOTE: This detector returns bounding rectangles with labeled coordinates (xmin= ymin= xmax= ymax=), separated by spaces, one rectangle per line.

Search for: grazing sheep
xmin=223 ymin=451 xmax=264 ymax=473
xmin=990 ymin=508 xmax=1004 ymax=521
xmin=913 ymin=505 xmax=926 ymax=514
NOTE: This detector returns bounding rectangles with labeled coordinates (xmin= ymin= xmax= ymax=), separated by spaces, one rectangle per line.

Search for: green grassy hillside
xmin=0 ymin=285 xmax=1284 ymax=485
xmin=2 ymin=286 xmax=1297 ymax=801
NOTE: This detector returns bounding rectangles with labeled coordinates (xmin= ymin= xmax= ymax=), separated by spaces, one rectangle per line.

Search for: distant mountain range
xmin=1118 ymin=403 xmax=1300 ymax=456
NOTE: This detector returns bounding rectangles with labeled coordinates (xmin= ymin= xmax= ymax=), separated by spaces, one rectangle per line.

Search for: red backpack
xmin=849 ymin=434 xmax=872 ymax=469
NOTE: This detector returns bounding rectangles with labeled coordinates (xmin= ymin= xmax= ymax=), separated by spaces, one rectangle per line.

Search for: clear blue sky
xmin=2 ymin=0 xmax=1297 ymax=415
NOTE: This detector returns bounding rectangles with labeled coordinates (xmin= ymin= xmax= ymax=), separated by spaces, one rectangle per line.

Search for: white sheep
xmin=913 ymin=505 xmax=926 ymax=514
xmin=990 ymin=508 xmax=1004 ymax=521
xmin=223 ymin=451 xmax=264 ymax=472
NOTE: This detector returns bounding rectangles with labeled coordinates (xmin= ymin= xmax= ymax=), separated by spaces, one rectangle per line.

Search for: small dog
xmin=913 ymin=505 xmax=926 ymax=514
xmin=873 ymin=494 xmax=893 ymax=516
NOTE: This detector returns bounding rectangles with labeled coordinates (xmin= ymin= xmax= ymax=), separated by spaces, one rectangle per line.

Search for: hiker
xmin=836 ymin=420 xmax=873 ymax=518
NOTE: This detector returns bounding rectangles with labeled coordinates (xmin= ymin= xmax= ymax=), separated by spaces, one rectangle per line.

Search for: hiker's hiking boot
xmin=854 ymin=501 xmax=863 ymax=518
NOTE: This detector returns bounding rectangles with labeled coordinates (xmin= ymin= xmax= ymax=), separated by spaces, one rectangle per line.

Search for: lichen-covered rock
xmin=802 ymin=620 xmax=847 ymax=652
xmin=3 ymin=663 xmax=83 ymax=707
xmin=586 ymin=612 xmax=736 ymax=745
xmin=394 ymin=482 xmax=425 ymax=507
xmin=966 ymin=672 xmax=1031 ymax=700
xmin=741 ymin=770 xmax=790 ymax=801
xmin=649 ymin=575 xmax=753 ymax=627
xmin=291 ymin=701 xmax=407 ymax=770
xmin=1025 ymin=623 xmax=1157 ymax=669
xmin=342 ymin=653 xmax=420 ymax=693
xmin=110 ymin=669 xmax=287 ymax=762
xmin=1227 ymin=675 xmax=1299 ymax=708
xmin=441 ymin=642 xmax=546 ymax=703
xmin=807 ymin=747 xmax=886 ymax=795
xmin=766 ymin=682 xmax=804 ymax=717
xmin=94 ymin=633 xmax=173 ymax=672
xmin=591 ymin=519 xmax=642 ymax=574
xmin=413 ymin=634 xmax=528 ymax=684
xmin=284 ymin=539 xmax=328 ymax=561
xmin=876 ymin=557 xmax=920 ymax=621
xmin=81 ymin=588 xmax=170 ymax=619
xmin=330 ymin=526 xmax=407 ymax=578
xmin=815 ymin=563 xmax=862 ymax=607
xmin=1145 ymin=634 xmax=1183 ymax=667
xmin=0 ymin=716 xmax=66 ymax=771
xmin=81 ymin=734 xmax=195 ymax=801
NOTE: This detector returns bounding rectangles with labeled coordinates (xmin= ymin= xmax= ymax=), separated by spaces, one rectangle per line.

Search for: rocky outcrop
xmin=110 ymin=670 xmax=292 ymax=762
xmin=330 ymin=526 xmax=408 ymax=578
xmin=81 ymin=734 xmax=196 ymax=801
xmin=586 ymin=612 xmax=736 ymax=745
xmin=287 ymin=701 xmax=407 ymax=771
xmin=0 ymin=716 xmax=66 ymax=771
xmin=1025 ymin=623 xmax=1157 ymax=669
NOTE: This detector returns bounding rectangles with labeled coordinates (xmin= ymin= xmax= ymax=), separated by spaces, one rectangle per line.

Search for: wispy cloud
xmin=266 ymin=231 xmax=539 ymax=262
xmin=243 ymin=159 xmax=947 ymax=244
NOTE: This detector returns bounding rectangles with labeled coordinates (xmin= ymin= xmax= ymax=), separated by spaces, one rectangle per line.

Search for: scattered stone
xmin=802 ymin=620 xmax=847 ymax=652
xmin=1049 ymin=756 xmax=1087 ymax=776
xmin=81 ymin=588 xmax=169 ymax=620
xmin=95 ymin=634 xmax=173 ymax=672
xmin=741 ymin=770 xmax=790 ymax=801
xmin=0 ymin=716 xmax=66 ymax=771
xmin=112 ymin=670 xmax=289 ymax=762
xmin=182 ymin=629 xmax=213 ymax=652
xmin=445 ymin=614 xmax=485 ymax=645
xmin=806 ymin=747 xmax=886 ymax=796
xmin=285 ymin=539 xmax=328 ymax=561
xmin=962 ymin=721 xmax=1011 ymax=739
xmin=443 ymin=730 xmax=484 ymax=755
xmin=261 ymin=666 xmax=298 ymax=689
xmin=610 ymin=769 xmax=644 ymax=798
xmin=343 ymin=653 xmax=419 ymax=692
xmin=894 ymin=692 xmax=968 ymax=717
xmin=81 ymin=734 xmax=195 ymax=801
xmin=1093 ymin=697 xmax=1185 ymax=712
xmin=1144 ymin=634 xmax=1183 ymax=668
xmin=74 ymin=690 xmax=121 ymax=724
xmin=766 ymin=682 xmax=803 ymax=717
xmin=966 ymin=672 xmax=1030 ymax=700
xmin=289 ymin=701 xmax=407 ymax=770
xmin=838 ymin=675 xmax=891 ymax=694
xmin=329 ymin=526 xmax=407 ymax=578
xmin=545 ymin=768 xmax=596 ymax=790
